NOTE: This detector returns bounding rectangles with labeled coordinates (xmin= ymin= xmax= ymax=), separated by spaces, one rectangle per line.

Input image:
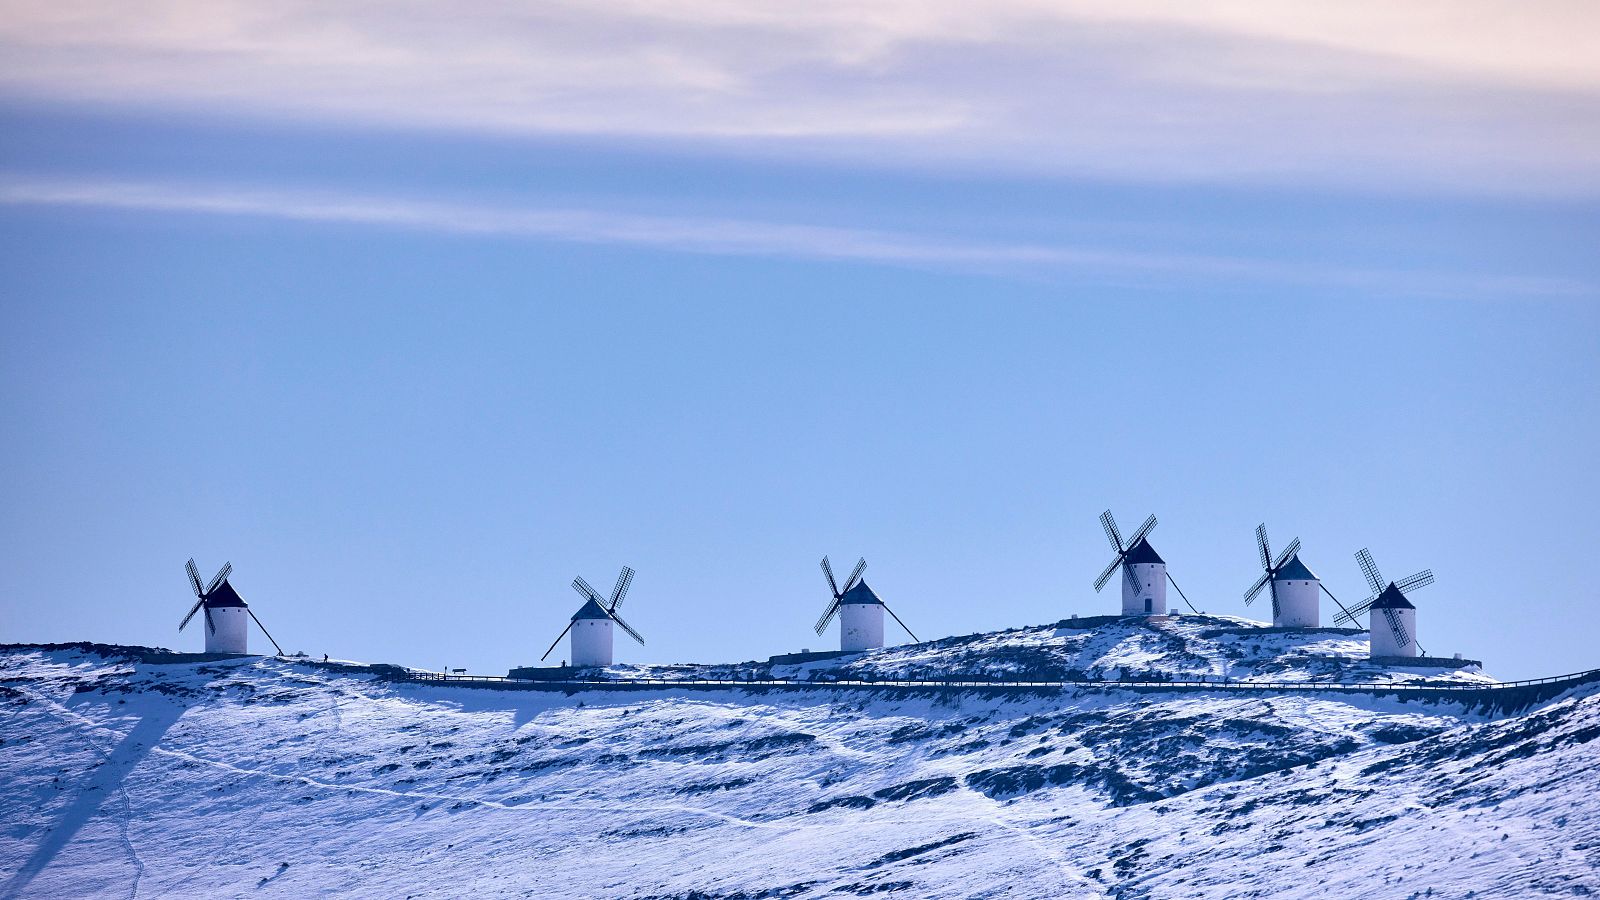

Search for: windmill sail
xmin=1381 ymin=607 xmax=1410 ymax=648
xmin=1243 ymin=524 xmax=1302 ymax=620
xmin=1093 ymin=510 xmax=1158 ymax=594
xmin=816 ymin=555 xmax=864 ymax=635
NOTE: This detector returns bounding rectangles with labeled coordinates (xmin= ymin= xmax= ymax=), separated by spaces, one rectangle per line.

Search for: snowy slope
xmin=1 ymin=621 xmax=1595 ymax=900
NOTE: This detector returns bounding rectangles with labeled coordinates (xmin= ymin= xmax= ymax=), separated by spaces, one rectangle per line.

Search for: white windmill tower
xmin=540 ymin=566 xmax=643 ymax=668
xmin=179 ymin=559 xmax=284 ymax=655
xmin=815 ymin=556 xmax=919 ymax=652
xmin=1335 ymin=548 xmax=1435 ymax=658
xmin=1092 ymin=510 xmax=1171 ymax=615
xmin=1242 ymin=523 xmax=1322 ymax=627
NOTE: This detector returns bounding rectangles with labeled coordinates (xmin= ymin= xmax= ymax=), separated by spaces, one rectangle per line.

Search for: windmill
xmin=1093 ymin=510 xmax=1195 ymax=615
xmin=540 ymin=566 xmax=642 ymax=668
xmin=1334 ymin=548 xmax=1433 ymax=658
xmin=816 ymin=556 xmax=918 ymax=652
xmin=1242 ymin=523 xmax=1321 ymax=627
xmin=179 ymin=559 xmax=284 ymax=656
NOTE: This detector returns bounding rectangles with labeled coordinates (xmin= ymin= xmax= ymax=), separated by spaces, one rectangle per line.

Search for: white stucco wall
xmin=204 ymin=606 xmax=249 ymax=654
xmin=1369 ymin=607 xmax=1418 ymax=657
xmin=1274 ymin=579 xmax=1320 ymax=628
xmin=571 ymin=617 xmax=614 ymax=667
xmin=1121 ymin=563 xmax=1168 ymax=616
xmin=840 ymin=603 xmax=885 ymax=651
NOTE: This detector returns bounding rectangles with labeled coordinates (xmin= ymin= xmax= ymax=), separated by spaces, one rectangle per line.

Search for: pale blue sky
xmin=2 ymin=3 xmax=1598 ymax=679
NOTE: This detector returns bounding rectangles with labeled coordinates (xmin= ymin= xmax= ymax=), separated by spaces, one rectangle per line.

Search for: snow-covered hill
xmin=2 ymin=619 xmax=1596 ymax=899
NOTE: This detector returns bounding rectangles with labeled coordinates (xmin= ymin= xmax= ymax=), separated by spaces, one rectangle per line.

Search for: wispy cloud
xmin=0 ymin=2 xmax=1596 ymax=194
xmin=0 ymin=174 xmax=1587 ymax=300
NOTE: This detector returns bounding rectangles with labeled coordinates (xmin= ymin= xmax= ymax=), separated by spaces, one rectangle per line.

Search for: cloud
xmin=0 ymin=173 xmax=1587 ymax=300
xmin=0 ymin=2 xmax=1596 ymax=194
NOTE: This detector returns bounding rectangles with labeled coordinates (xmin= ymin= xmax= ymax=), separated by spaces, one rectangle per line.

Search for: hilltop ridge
xmin=560 ymin=613 xmax=1491 ymax=687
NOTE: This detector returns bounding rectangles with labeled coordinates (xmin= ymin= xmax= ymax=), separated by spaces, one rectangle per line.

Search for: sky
xmin=1 ymin=1 xmax=1598 ymax=680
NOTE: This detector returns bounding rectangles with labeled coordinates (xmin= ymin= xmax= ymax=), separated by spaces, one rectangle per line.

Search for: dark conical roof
xmin=1123 ymin=537 xmax=1165 ymax=565
xmin=572 ymin=598 xmax=612 ymax=620
xmin=204 ymin=580 xmax=247 ymax=608
xmin=1370 ymin=583 xmax=1415 ymax=610
xmin=839 ymin=580 xmax=883 ymax=605
xmin=1274 ymin=554 xmax=1318 ymax=582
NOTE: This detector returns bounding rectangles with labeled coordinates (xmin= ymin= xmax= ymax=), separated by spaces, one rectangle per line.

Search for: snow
xmin=1 ymin=619 xmax=1595 ymax=899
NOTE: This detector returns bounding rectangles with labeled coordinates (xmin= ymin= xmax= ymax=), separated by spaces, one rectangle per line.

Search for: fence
xmin=400 ymin=668 xmax=1600 ymax=701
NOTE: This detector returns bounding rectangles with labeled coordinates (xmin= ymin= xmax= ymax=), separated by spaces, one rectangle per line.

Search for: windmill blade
xmin=571 ymin=576 xmax=604 ymax=605
xmin=1243 ymin=571 xmax=1271 ymax=604
xmin=1381 ymin=607 xmax=1410 ymax=648
xmin=820 ymin=556 xmax=840 ymax=597
xmin=1099 ymin=509 xmax=1124 ymax=552
xmin=609 ymin=566 xmax=635 ymax=611
xmin=1272 ymin=538 xmax=1301 ymax=571
xmin=205 ymin=561 xmax=232 ymax=595
xmin=842 ymin=557 xmax=868 ymax=593
xmin=1255 ymin=524 xmax=1272 ymax=569
xmin=1126 ymin=514 xmax=1157 ymax=549
xmin=814 ymin=599 xmax=843 ymax=635
xmin=1395 ymin=570 xmax=1435 ymax=595
xmin=185 ymin=559 xmax=204 ymax=598
xmin=883 ymin=603 xmax=920 ymax=643
xmin=608 ymin=609 xmax=645 ymax=645
xmin=204 ymin=606 xmax=216 ymax=634
xmin=1355 ymin=549 xmax=1385 ymax=597
xmin=1093 ymin=554 xmax=1123 ymax=592
xmin=1334 ymin=596 xmax=1376 ymax=625
xmin=247 ymin=608 xmax=285 ymax=656
xmin=540 ymin=621 xmax=575 ymax=662
xmin=179 ymin=597 xmax=205 ymax=631
xmin=1122 ymin=559 xmax=1143 ymax=594
xmin=1268 ymin=577 xmax=1281 ymax=619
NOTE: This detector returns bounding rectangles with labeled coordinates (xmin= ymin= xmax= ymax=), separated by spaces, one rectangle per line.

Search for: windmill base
xmin=1200 ymin=627 xmax=1366 ymax=638
xmin=1055 ymin=615 xmax=1128 ymax=630
xmin=1370 ymin=655 xmax=1483 ymax=669
xmin=508 ymin=665 xmax=607 ymax=681
xmin=142 ymin=652 xmax=259 ymax=665
xmin=767 ymin=649 xmax=853 ymax=665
